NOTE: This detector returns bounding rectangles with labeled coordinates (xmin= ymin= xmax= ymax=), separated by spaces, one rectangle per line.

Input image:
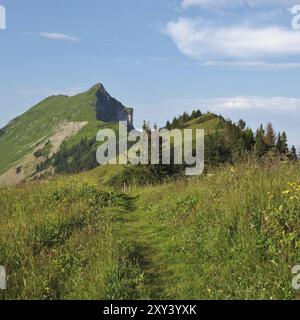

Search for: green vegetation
xmin=0 ymin=84 xmax=128 ymax=175
xmin=37 ymin=138 xmax=98 ymax=174
xmin=0 ymin=89 xmax=95 ymax=174
xmin=1 ymin=161 xmax=300 ymax=300
xmin=1 ymin=89 xmax=299 ymax=300
xmin=163 ymin=111 xmax=296 ymax=169
xmin=34 ymin=141 xmax=52 ymax=159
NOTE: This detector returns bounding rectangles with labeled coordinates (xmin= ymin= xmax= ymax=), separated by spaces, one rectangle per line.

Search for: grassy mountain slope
xmin=183 ymin=113 xmax=224 ymax=134
xmin=1 ymin=161 xmax=299 ymax=300
xmin=0 ymin=84 xmax=132 ymax=180
xmin=0 ymin=85 xmax=104 ymax=174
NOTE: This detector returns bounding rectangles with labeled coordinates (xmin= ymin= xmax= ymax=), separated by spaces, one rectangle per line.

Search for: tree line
xmin=162 ymin=110 xmax=297 ymax=166
xmin=36 ymin=109 xmax=298 ymax=185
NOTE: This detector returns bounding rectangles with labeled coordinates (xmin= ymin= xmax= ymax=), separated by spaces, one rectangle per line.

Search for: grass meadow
xmin=1 ymin=161 xmax=300 ymax=300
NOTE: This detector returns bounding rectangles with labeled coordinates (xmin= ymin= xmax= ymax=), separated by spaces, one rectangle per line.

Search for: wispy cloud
xmin=165 ymin=18 xmax=300 ymax=60
xmin=203 ymin=60 xmax=300 ymax=70
xmin=165 ymin=96 xmax=300 ymax=112
xmin=181 ymin=0 xmax=295 ymax=8
xmin=21 ymin=32 xmax=81 ymax=42
xmin=38 ymin=32 xmax=81 ymax=42
xmin=203 ymin=96 xmax=300 ymax=111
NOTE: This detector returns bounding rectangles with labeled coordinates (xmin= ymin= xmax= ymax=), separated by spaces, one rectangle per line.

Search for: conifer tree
xmin=265 ymin=122 xmax=276 ymax=149
xmin=195 ymin=109 xmax=202 ymax=117
xmin=237 ymin=119 xmax=246 ymax=130
xmin=276 ymin=132 xmax=289 ymax=155
xmin=254 ymin=125 xmax=268 ymax=157
xmin=281 ymin=131 xmax=288 ymax=154
xmin=171 ymin=117 xmax=178 ymax=128
xmin=182 ymin=112 xmax=189 ymax=122
xmin=290 ymin=145 xmax=297 ymax=160
xmin=165 ymin=121 xmax=172 ymax=130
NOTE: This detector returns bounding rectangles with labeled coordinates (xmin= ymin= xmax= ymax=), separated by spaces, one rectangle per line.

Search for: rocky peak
xmin=90 ymin=83 xmax=134 ymax=128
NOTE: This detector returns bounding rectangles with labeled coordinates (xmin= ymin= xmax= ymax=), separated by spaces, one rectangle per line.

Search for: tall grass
xmin=0 ymin=181 xmax=147 ymax=299
xmin=135 ymin=161 xmax=300 ymax=299
xmin=1 ymin=161 xmax=300 ymax=299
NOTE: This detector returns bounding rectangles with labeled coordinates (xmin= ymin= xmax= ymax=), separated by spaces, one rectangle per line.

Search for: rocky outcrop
xmin=92 ymin=84 xmax=134 ymax=128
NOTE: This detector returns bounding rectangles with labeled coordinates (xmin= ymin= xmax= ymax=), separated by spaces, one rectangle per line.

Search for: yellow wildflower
xmin=288 ymin=182 xmax=296 ymax=187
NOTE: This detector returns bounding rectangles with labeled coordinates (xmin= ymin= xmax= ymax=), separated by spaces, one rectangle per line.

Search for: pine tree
xmin=265 ymin=122 xmax=276 ymax=149
xmin=171 ymin=117 xmax=178 ymax=128
xmin=195 ymin=109 xmax=202 ymax=117
xmin=276 ymin=132 xmax=289 ymax=155
xmin=237 ymin=119 xmax=246 ymax=130
xmin=281 ymin=131 xmax=288 ymax=154
xmin=255 ymin=125 xmax=268 ymax=157
xmin=276 ymin=133 xmax=282 ymax=154
xmin=165 ymin=121 xmax=171 ymax=130
xmin=182 ymin=112 xmax=189 ymax=122
xmin=290 ymin=145 xmax=297 ymax=160
xmin=142 ymin=120 xmax=147 ymax=131
xmin=242 ymin=127 xmax=255 ymax=151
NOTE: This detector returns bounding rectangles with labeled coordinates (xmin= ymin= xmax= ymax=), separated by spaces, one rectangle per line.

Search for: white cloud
xmin=165 ymin=18 xmax=300 ymax=60
xmin=38 ymin=32 xmax=81 ymax=42
xmin=203 ymin=60 xmax=300 ymax=70
xmin=182 ymin=0 xmax=295 ymax=8
xmin=203 ymin=96 xmax=300 ymax=111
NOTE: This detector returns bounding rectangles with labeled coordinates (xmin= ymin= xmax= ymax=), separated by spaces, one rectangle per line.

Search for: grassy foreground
xmin=1 ymin=162 xmax=300 ymax=300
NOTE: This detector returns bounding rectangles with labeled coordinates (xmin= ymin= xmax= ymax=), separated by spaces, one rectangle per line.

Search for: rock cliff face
xmin=93 ymin=83 xmax=134 ymax=128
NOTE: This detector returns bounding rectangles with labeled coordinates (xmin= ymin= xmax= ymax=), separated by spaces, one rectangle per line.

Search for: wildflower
xmin=288 ymin=182 xmax=296 ymax=187
xmin=282 ymin=190 xmax=291 ymax=195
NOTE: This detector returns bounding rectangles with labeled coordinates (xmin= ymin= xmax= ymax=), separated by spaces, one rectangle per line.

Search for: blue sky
xmin=1 ymin=0 xmax=300 ymax=146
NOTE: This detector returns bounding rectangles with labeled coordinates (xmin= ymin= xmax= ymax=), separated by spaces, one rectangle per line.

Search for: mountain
xmin=0 ymin=83 xmax=134 ymax=185
xmin=0 ymin=84 xmax=262 ymax=187
xmin=93 ymin=83 xmax=133 ymax=123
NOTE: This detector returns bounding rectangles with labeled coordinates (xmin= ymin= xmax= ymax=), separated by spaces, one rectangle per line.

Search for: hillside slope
xmin=1 ymin=161 xmax=299 ymax=300
xmin=0 ymin=84 xmax=133 ymax=184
